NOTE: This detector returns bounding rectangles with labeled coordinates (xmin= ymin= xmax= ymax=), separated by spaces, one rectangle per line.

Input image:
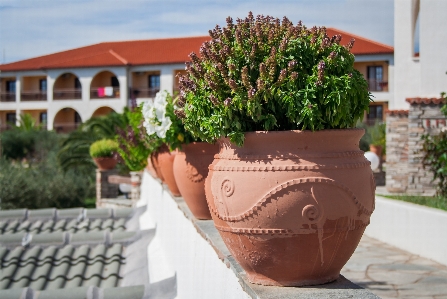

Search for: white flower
xmin=142 ymin=91 xmax=172 ymax=138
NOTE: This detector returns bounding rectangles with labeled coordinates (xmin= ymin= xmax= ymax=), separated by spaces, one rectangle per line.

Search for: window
xmin=6 ymin=80 xmax=16 ymax=92
xmin=40 ymin=112 xmax=48 ymax=125
xmin=6 ymin=113 xmax=16 ymax=124
xmin=40 ymin=79 xmax=47 ymax=92
xmin=111 ymin=76 xmax=119 ymax=87
xmin=74 ymin=111 xmax=82 ymax=124
xmin=74 ymin=78 xmax=81 ymax=89
xmin=367 ymin=66 xmax=383 ymax=91
xmin=367 ymin=105 xmax=383 ymax=121
xmin=148 ymin=75 xmax=160 ymax=89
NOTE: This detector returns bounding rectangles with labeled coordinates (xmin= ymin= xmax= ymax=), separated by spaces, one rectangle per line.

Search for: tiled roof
xmin=326 ymin=28 xmax=394 ymax=55
xmin=0 ymin=206 xmax=151 ymax=299
xmin=0 ymin=28 xmax=393 ymax=72
xmin=406 ymin=97 xmax=446 ymax=105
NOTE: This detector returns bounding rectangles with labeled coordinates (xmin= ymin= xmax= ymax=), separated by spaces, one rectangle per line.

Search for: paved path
xmin=342 ymin=235 xmax=447 ymax=299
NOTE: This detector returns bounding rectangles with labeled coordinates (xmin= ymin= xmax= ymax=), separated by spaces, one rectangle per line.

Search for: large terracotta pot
xmin=173 ymin=142 xmax=218 ymax=220
xmin=205 ymin=129 xmax=375 ymax=286
xmin=93 ymin=157 xmax=117 ymax=170
xmin=158 ymin=149 xmax=181 ymax=197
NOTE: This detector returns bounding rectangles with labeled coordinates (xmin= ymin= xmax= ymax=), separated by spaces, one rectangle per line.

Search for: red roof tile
xmin=0 ymin=28 xmax=393 ymax=72
xmin=326 ymin=28 xmax=394 ymax=55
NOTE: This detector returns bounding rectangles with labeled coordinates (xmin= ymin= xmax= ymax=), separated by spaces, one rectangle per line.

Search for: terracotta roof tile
xmin=406 ymin=97 xmax=446 ymax=105
xmin=385 ymin=110 xmax=409 ymax=116
xmin=326 ymin=28 xmax=393 ymax=55
xmin=0 ymin=29 xmax=394 ymax=72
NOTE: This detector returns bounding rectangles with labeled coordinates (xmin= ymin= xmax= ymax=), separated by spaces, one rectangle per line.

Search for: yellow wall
xmin=22 ymin=76 xmax=46 ymax=91
xmin=54 ymin=108 xmax=78 ymax=124
xmin=131 ymin=71 xmax=160 ymax=88
xmin=91 ymin=71 xmax=117 ymax=88
xmin=54 ymin=73 xmax=79 ymax=89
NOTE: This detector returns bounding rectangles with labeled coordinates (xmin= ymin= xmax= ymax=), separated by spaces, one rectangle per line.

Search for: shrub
xmin=422 ymin=131 xmax=447 ymax=197
xmin=177 ymin=13 xmax=371 ymax=145
xmin=89 ymin=139 xmax=119 ymax=158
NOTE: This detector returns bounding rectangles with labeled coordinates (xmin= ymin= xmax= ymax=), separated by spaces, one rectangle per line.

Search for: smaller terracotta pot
xmin=173 ymin=142 xmax=218 ymax=220
xmin=369 ymin=145 xmax=383 ymax=157
xmin=146 ymin=154 xmax=158 ymax=179
xmin=93 ymin=157 xmax=117 ymax=170
xmin=151 ymin=150 xmax=166 ymax=183
xmin=158 ymin=148 xmax=181 ymax=197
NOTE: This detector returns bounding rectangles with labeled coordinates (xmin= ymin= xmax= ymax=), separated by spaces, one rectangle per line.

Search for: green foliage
xmin=141 ymin=92 xmax=195 ymax=151
xmin=1 ymin=129 xmax=59 ymax=163
xmin=58 ymin=112 xmax=127 ymax=173
xmin=177 ymin=13 xmax=372 ymax=146
xmin=89 ymin=139 xmax=119 ymax=158
xmin=421 ymin=131 xmax=447 ymax=197
xmin=0 ymin=155 xmax=94 ymax=210
xmin=116 ymin=106 xmax=152 ymax=171
xmin=17 ymin=113 xmax=37 ymax=131
xmin=382 ymin=194 xmax=447 ymax=211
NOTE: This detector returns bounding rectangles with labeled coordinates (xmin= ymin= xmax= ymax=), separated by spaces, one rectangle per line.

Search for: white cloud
xmin=0 ymin=0 xmax=393 ymax=63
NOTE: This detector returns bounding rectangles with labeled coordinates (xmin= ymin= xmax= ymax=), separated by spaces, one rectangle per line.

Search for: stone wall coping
xmin=385 ymin=109 xmax=409 ymax=116
xmin=406 ymin=97 xmax=446 ymax=105
xmin=165 ymin=184 xmax=380 ymax=299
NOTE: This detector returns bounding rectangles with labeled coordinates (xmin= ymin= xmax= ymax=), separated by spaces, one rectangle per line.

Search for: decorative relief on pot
xmin=185 ymin=162 xmax=205 ymax=183
xmin=210 ymin=177 xmax=373 ymax=223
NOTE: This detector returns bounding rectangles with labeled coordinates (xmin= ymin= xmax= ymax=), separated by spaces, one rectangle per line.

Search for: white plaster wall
xmin=137 ymin=171 xmax=251 ymax=299
xmin=365 ymin=196 xmax=447 ymax=266
xmin=393 ymin=0 xmax=447 ymax=109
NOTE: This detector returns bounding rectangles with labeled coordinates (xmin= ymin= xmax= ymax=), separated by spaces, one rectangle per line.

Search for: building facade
xmin=0 ymin=30 xmax=394 ymax=132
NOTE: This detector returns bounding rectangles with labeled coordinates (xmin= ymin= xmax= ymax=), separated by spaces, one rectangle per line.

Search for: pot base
xmin=246 ymin=272 xmax=339 ymax=287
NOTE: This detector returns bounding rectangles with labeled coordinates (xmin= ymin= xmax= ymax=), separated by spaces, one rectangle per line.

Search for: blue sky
xmin=0 ymin=0 xmax=394 ymax=64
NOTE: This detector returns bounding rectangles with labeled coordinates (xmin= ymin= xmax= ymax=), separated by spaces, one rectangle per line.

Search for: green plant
xmin=177 ymin=12 xmax=371 ymax=146
xmin=89 ymin=139 xmax=119 ymax=158
xmin=421 ymin=131 xmax=447 ymax=197
xmin=116 ymin=106 xmax=152 ymax=171
xmin=369 ymin=121 xmax=386 ymax=154
xmin=142 ymin=91 xmax=194 ymax=151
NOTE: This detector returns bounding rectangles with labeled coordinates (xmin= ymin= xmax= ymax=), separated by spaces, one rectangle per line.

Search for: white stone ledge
xmin=365 ymin=196 xmax=447 ymax=266
xmin=137 ymin=171 xmax=379 ymax=299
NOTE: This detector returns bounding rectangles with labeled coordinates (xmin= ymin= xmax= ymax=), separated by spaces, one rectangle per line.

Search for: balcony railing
xmin=53 ymin=123 xmax=81 ymax=134
xmin=131 ymin=87 xmax=160 ymax=98
xmin=53 ymin=89 xmax=82 ymax=100
xmin=368 ymin=80 xmax=388 ymax=92
xmin=21 ymin=91 xmax=47 ymax=101
xmin=90 ymin=87 xmax=120 ymax=99
xmin=0 ymin=92 xmax=16 ymax=102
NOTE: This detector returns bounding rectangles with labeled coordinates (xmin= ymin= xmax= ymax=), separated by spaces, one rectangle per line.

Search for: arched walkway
xmin=90 ymin=71 xmax=120 ymax=99
xmin=53 ymin=73 xmax=82 ymax=100
xmin=91 ymin=106 xmax=115 ymax=118
xmin=53 ymin=108 xmax=82 ymax=133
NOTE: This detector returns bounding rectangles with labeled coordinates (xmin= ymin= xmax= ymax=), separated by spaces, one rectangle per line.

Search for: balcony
xmin=131 ymin=87 xmax=160 ymax=99
xmin=0 ymin=92 xmax=15 ymax=102
xmin=53 ymin=89 xmax=82 ymax=100
xmin=21 ymin=91 xmax=47 ymax=102
xmin=368 ymin=80 xmax=388 ymax=92
xmin=53 ymin=122 xmax=81 ymax=133
xmin=90 ymin=87 xmax=120 ymax=99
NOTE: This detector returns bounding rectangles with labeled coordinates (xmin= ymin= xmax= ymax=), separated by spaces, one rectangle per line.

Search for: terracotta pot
xmin=158 ymin=148 xmax=181 ymax=197
xmin=151 ymin=149 xmax=166 ymax=183
xmin=146 ymin=154 xmax=158 ymax=179
xmin=173 ymin=142 xmax=218 ymax=220
xmin=369 ymin=144 xmax=383 ymax=157
xmin=93 ymin=157 xmax=117 ymax=170
xmin=205 ymin=129 xmax=375 ymax=286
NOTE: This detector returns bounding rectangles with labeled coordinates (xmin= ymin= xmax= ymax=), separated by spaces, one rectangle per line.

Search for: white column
xmin=15 ymin=76 xmax=21 ymax=103
xmin=160 ymin=66 xmax=174 ymax=96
